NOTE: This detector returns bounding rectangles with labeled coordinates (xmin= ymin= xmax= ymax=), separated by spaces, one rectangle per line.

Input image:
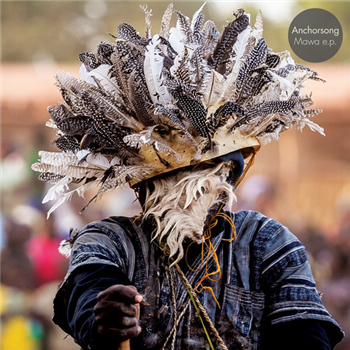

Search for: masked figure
xmin=32 ymin=4 xmax=343 ymax=350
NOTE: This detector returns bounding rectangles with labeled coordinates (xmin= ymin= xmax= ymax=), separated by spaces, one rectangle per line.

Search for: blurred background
xmin=1 ymin=1 xmax=349 ymax=349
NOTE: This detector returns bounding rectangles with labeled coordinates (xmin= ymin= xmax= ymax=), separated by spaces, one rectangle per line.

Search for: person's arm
xmin=53 ymin=225 xmax=142 ymax=350
xmin=263 ymin=318 xmax=337 ymax=350
xmin=259 ymin=222 xmax=343 ymax=350
xmin=66 ymin=264 xmax=142 ymax=350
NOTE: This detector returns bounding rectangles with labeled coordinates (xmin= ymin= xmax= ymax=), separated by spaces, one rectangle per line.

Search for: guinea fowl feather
xmin=191 ymin=2 xmax=206 ymax=43
xmin=96 ymin=42 xmax=114 ymax=65
xmin=201 ymin=20 xmax=219 ymax=59
xmin=128 ymin=72 xmax=155 ymax=126
xmin=170 ymin=47 xmax=194 ymax=89
xmin=234 ymin=38 xmax=269 ymax=104
xmin=174 ymin=10 xmax=193 ymax=44
xmin=208 ymin=9 xmax=249 ymax=74
xmin=219 ymin=26 xmax=251 ymax=102
xmin=33 ymin=6 xmax=325 ymax=215
xmin=159 ymin=3 xmax=174 ymax=39
xmin=117 ymin=22 xmax=149 ymax=47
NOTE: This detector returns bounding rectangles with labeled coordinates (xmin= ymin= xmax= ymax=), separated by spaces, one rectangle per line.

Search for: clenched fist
xmin=93 ymin=285 xmax=142 ymax=348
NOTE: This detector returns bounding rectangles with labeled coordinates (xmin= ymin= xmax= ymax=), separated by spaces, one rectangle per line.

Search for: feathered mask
xmin=32 ymin=4 xmax=324 ymax=216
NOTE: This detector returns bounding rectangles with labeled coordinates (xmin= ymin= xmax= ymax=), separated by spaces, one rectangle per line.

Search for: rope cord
xmin=184 ymin=199 xmax=237 ymax=309
xmin=169 ymin=266 xmax=177 ymax=350
xmin=174 ymin=263 xmax=229 ymax=350
xmin=161 ymin=298 xmax=191 ymax=350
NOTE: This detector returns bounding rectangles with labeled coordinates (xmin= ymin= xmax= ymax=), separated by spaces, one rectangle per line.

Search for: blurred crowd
xmin=1 ymin=141 xmax=349 ymax=350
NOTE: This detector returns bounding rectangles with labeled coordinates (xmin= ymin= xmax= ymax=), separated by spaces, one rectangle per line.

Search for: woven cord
xmin=174 ymin=264 xmax=229 ymax=350
xmin=161 ymin=266 xmax=191 ymax=350
xmin=161 ymin=301 xmax=191 ymax=350
xmin=169 ymin=266 xmax=177 ymax=350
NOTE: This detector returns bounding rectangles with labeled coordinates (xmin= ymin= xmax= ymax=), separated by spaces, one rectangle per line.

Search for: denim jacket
xmin=53 ymin=211 xmax=343 ymax=349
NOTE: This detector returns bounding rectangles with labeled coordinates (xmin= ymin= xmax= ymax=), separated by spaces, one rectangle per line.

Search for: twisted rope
xmin=161 ymin=266 xmax=191 ymax=350
xmin=169 ymin=266 xmax=177 ymax=350
xmin=174 ymin=263 xmax=229 ymax=350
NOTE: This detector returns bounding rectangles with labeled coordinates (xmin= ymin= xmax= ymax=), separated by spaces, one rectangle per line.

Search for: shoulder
xmin=232 ymin=210 xmax=294 ymax=246
xmin=60 ymin=216 xmax=142 ymax=286
xmin=78 ymin=216 xmax=132 ymax=237
xmin=72 ymin=215 xmax=143 ymax=246
xmin=71 ymin=216 xmax=135 ymax=257
xmin=231 ymin=210 xmax=307 ymax=281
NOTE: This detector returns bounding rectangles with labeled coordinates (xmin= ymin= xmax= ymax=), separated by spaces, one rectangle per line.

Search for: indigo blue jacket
xmin=53 ymin=210 xmax=343 ymax=349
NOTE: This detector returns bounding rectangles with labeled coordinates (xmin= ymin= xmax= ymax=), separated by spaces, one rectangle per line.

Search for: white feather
xmin=76 ymin=149 xmax=91 ymax=161
xmin=58 ymin=239 xmax=72 ymax=258
xmin=144 ymin=35 xmax=172 ymax=105
xmin=43 ymin=176 xmax=72 ymax=204
xmin=38 ymin=151 xmax=77 ymax=166
xmin=190 ymin=2 xmax=206 ymax=31
xmin=80 ymin=64 xmax=119 ymax=92
xmin=201 ymin=69 xmax=226 ymax=108
xmin=277 ymin=50 xmax=295 ymax=68
xmin=45 ymin=119 xmax=60 ymax=132
xmin=34 ymin=163 xmax=103 ymax=179
xmin=86 ymin=153 xmax=112 ymax=170
xmin=168 ymin=27 xmax=185 ymax=54
xmin=46 ymin=191 xmax=74 ymax=219
xmin=253 ymin=10 xmax=264 ymax=39
xmin=33 ymin=150 xmax=106 ymax=180
xmin=298 ymin=119 xmax=325 ymax=135
xmin=221 ymin=27 xmax=251 ymax=101
xmin=79 ymin=64 xmax=90 ymax=82
xmin=159 ymin=3 xmax=173 ymax=39
xmin=46 ymin=180 xmax=96 ymax=218
xmin=233 ymin=27 xmax=252 ymax=68
xmin=252 ymin=58 xmax=313 ymax=106
xmin=267 ymin=71 xmax=294 ymax=96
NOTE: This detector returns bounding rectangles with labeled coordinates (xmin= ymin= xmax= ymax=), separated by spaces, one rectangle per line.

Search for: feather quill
xmin=174 ymin=10 xmax=193 ymax=44
xmin=33 ymin=6 xmax=325 ymax=217
xmin=168 ymin=27 xmax=185 ymax=54
xmin=46 ymin=181 xmax=96 ymax=218
xmin=208 ymin=9 xmax=249 ymax=74
xmin=254 ymin=10 xmax=263 ymax=39
xmin=159 ymin=3 xmax=173 ymax=39
xmin=191 ymin=2 xmax=206 ymax=42
xmin=219 ymin=26 xmax=251 ymax=102
xmin=80 ymin=64 xmax=120 ymax=93
xmin=140 ymin=4 xmax=152 ymax=39
xmin=144 ymin=35 xmax=172 ymax=105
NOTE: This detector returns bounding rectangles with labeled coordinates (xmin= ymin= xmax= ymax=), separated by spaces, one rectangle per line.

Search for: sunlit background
xmin=1 ymin=1 xmax=350 ymax=349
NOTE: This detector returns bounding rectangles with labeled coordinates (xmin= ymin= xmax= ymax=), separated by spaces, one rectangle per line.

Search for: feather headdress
xmin=32 ymin=4 xmax=324 ymax=215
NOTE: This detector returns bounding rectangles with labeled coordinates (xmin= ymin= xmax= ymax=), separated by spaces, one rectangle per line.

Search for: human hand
xmin=94 ymin=285 xmax=143 ymax=347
